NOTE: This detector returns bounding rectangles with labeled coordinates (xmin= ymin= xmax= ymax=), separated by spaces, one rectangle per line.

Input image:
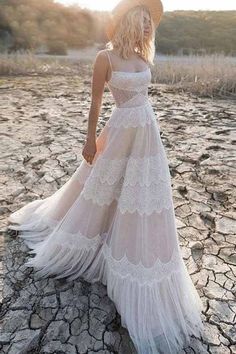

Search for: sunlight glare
xmin=58 ymin=0 xmax=236 ymax=12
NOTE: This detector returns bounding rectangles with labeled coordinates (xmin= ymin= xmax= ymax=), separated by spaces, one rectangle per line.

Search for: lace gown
xmin=8 ymin=50 xmax=204 ymax=354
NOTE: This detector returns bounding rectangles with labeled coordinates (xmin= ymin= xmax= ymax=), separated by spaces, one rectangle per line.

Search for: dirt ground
xmin=0 ymin=73 xmax=235 ymax=353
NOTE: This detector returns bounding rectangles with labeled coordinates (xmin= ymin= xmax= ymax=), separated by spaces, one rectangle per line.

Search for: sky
xmin=55 ymin=0 xmax=236 ymax=12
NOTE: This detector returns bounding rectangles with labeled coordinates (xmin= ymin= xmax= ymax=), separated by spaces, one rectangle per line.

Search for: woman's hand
xmin=82 ymin=138 xmax=97 ymax=165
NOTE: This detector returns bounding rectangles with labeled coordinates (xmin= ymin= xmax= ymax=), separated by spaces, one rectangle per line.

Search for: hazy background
xmin=0 ymin=0 xmax=236 ymax=56
xmin=56 ymin=0 xmax=236 ymax=11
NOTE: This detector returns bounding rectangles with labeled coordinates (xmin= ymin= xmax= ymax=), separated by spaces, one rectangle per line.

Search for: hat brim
xmin=105 ymin=0 xmax=163 ymax=40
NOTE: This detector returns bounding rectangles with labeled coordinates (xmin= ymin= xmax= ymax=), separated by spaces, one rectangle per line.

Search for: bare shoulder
xmin=92 ymin=50 xmax=110 ymax=83
xmin=94 ymin=49 xmax=109 ymax=67
xmin=96 ymin=49 xmax=109 ymax=57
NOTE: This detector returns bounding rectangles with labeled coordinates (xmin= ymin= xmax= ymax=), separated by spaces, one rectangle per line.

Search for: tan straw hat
xmin=105 ymin=0 xmax=164 ymax=40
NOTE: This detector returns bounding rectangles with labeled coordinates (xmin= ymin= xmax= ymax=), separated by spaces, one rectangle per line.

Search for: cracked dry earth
xmin=0 ymin=74 xmax=235 ymax=354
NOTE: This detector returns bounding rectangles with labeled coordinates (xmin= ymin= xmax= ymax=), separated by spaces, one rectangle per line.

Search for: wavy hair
xmin=106 ymin=5 xmax=156 ymax=65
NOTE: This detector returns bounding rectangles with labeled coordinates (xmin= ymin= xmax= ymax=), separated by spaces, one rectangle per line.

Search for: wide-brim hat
xmin=105 ymin=0 xmax=164 ymax=40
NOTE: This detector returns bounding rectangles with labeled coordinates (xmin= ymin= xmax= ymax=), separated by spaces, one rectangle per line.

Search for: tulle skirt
xmin=8 ymin=101 xmax=204 ymax=353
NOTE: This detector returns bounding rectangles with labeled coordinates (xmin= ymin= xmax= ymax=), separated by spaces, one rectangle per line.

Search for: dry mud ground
xmin=0 ymin=74 xmax=235 ymax=353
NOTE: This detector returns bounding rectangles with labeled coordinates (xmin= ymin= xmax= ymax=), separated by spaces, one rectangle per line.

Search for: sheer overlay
xmin=8 ymin=49 xmax=204 ymax=354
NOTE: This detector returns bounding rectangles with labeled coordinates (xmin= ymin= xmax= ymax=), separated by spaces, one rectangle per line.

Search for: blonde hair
xmin=106 ymin=5 xmax=156 ymax=65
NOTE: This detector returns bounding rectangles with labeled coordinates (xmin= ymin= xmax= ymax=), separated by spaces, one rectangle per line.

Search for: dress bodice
xmin=105 ymin=50 xmax=152 ymax=109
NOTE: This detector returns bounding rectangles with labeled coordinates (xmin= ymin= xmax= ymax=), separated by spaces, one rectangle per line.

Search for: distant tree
xmin=47 ymin=40 xmax=67 ymax=55
xmin=0 ymin=0 xmax=96 ymax=53
xmin=156 ymin=10 xmax=236 ymax=55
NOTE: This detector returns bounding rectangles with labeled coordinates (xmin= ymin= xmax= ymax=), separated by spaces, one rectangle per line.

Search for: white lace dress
xmin=8 ymin=50 xmax=204 ymax=354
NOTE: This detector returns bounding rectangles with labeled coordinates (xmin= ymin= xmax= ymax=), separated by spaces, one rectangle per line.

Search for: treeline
xmin=0 ymin=0 xmax=235 ymax=56
xmin=0 ymin=0 xmax=99 ymax=53
xmin=156 ymin=11 xmax=236 ymax=55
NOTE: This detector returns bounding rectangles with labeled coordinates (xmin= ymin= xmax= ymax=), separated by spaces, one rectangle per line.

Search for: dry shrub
xmin=0 ymin=51 xmax=79 ymax=76
xmin=152 ymin=53 xmax=236 ymax=98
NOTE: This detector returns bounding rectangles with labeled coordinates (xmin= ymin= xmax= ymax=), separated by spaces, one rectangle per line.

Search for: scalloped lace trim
xmin=88 ymin=154 xmax=171 ymax=186
xmin=81 ymin=177 xmax=173 ymax=215
xmin=55 ymin=230 xmax=102 ymax=251
xmin=102 ymin=243 xmax=182 ymax=285
xmin=23 ymin=217 xmax=104 ymax=253
xmin=107 ymin=102 xmax=159 ymax=128
xmin=108 ymin=70 xmax=150 ymax=92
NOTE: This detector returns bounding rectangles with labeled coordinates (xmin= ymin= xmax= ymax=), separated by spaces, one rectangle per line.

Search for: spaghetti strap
xmin=105 ymin=50 xmax=113 ymax=72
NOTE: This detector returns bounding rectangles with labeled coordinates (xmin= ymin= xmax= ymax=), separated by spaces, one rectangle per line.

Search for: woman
xmin=7 ymin=0 xmax=204 ymax=353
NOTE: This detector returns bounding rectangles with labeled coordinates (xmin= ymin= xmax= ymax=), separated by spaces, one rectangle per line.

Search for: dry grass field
xmin=0 ymin=49 xmax=235 ymax=98
xmin=153 ymin=53 xmax=236 ymax=98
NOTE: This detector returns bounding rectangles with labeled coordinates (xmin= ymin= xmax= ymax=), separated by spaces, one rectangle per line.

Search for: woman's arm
xmin=82 ymin=50 xmax=109 ymax=165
